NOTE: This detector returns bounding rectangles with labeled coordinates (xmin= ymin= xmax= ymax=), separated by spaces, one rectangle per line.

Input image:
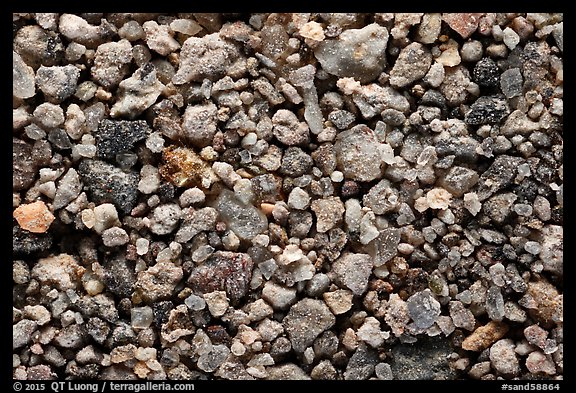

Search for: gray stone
xmin=280 ymin=147 xmax=313 ymax=177
xmin=538 ymin=225 xmax=562 ymax=276
xmin=283 ymin=299 xmax=335 ymax=353
xmin=310 ymin=360 xmax=338 ymax=380
xmin=91 ymin=39 xmax=133 ymax=89
xmin=500 ymin=68 xmax=523 ymax=98
xmin=110 ymin=63 xmax=165 ymax=119
xmin=79 ymin=159 xmax=140 ymax=214
xmin=287 ymin=187 xmax=311 ymax=210
xmin=328 ymin=110 xmax=355 ymax=130
xmin=439 ymin=65 xmax=471 ymax=106
xmin=131 ymin=306 xmax=154 ymax=329
xmin=486 ymin=285 xmax=505 ymax=321
xmin=334 ymin=125 xmax=384 ymax=182
xmin=289 ymin=65 xmax=325 ymax=135
xmin=14 ymin=25 xmax=64 ymax=68
xmin=75 ymin=293 xmax=120 ymax=323
xmin=265 ymin=363 xmax=311 ymax=380
xmin=483 ymin=192 xmax=517 ymax=224
xmin=314 ymin=23 xmax=389 ymax=83
xmin=465 ymin=95 xmax=510 ymax=125
xmin=406 ymin=289 xmax=441 ymax=329
xmin=375 ymin=363 xmax=394 ymax=380
xmin=35 ymin=65 xmax=80 ymax=103
xmin=460 ymin=40 xmax=483 ymax=62
xmin=261 ymin=281 xmax=297 ymax=310
xmin=476 ymin=155 xmax=524 ymax=201
xmin=252 ymin=77 xmax=285 ymax=106
xmin=213 ymin=189 xmax=268 ymax=240
xmin=435 ymin=136 xmax=479 ymax=163
xmin=33 ymin=102 xmax=64 ymax=129
xmin=390 ymin=42 xmax=432 ymax=88
xmin=101 ymin=254 xmax=135 ymax=298
xmin=390 ymin=337 xmax=456 ymax=380
xmin=53 ymin=168 xmax=82 ymax=210
xmin=373 ymin=228 xmax=401 ymax=266
xmin=102 ymin=227 xmax=129 ymax=247
xmin=305 ymin=273 xmax=331 ymax=297
xmin=501 ymin=110 xmax=541 ymax=136
xmin=363 ymin=179 xmax=400 ymax=215
xmin=352 ymin=84 xmax=410 ymax=119
xmin=344 ymin=343 xmax=379 ymax=380
xmin=440 ymin=166 xmax=479 ymax=197
xmin=197 ymin=345 xmax=230 ymax=373
xmin=53 ymin=324 xmax=86 ymax=349
xmin=13 ymin=51 xmax=36 ymax=99
xmin=96 ymin=119 xmax=150 ymax=160
xmin=13 ymin=319 xmax=38 ymax=350
xmin=553 ymin=22 xmax=563 ymax=52
xmin=175 ymin=207 xmax=218 ymax=243
xmin=489 ymin=339 xmax=520 ymax=377
xmin=332 ymin=253 xmax=373 ymax=296
xmin=449 ymin=301 xmax=476 ymax=331
xmin=173 ymin=33 xmax=242 ymax=84
xmin=272 ymin=109 xmax=309 ymax=146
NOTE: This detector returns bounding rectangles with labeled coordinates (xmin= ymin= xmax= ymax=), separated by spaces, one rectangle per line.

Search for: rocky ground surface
xmin=13 ymin=13 xmax=563 ymax=380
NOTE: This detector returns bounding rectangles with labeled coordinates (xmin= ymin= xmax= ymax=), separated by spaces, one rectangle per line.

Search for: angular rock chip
xmin=332 ymin=253 xmax=373 ymax=296
xmin=283 ymin=298 xmax=335 ymax=353
xmin=213 ymin=189 xmax=268 ymax=240
xmin=79 ymin=159 xmax=140 ymax=214
xmin=314 ymin=23 xmax=389 ymax=83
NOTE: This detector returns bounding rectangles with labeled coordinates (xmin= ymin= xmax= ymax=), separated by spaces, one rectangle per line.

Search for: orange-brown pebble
xmin=461 ymin=321 xmax=509 ymax=351
xmin=523 ymin=279 xmax=563 ymax=328
xmin=13 ymin=200 xmax=55 ymax=233
xmin=260 ymin=203 xmax=275 ymax=216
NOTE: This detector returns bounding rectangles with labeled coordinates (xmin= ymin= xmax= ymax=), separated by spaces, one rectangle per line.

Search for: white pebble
xmin=184 ymin=294 xmax=206 ymax=311
xmin=179 ymin=187 xmax=205 ymax=207
xmin=241 ymin=132 xmax=258 ymax=148
xmin=330 ymin=171 xmax=344 ymax=182
xmin=145 ymin=132 xmax=165 ymax=153
xmin=463 ymin=192 xmax=482 ymax=216
xmin=81 ymin=208 xmax=95 ymax=229
xmin=524 ymin=241 xmax=541 ymax=255
xmin=287 ymin=187 xmax=311 ymax=210
xmin=397 ymin=243 xmax=415 ymax=254
xmin=136 ymin=238 xmax=149 ymax=255
xmin=503 ymin=27 xmax=520 ymax=50
xmin=231 ymin=341 xmax=246 ymax=356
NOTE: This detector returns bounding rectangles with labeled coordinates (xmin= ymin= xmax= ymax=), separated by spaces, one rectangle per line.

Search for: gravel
xmin=12 ymin=12 xmax=563 ymax=382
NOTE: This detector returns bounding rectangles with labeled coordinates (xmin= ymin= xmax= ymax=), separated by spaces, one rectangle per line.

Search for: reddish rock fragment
xmin=442 ymin=13 xmax=484 ymax=39
xmin=187 ymin=251 xmax=253 ymax=304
